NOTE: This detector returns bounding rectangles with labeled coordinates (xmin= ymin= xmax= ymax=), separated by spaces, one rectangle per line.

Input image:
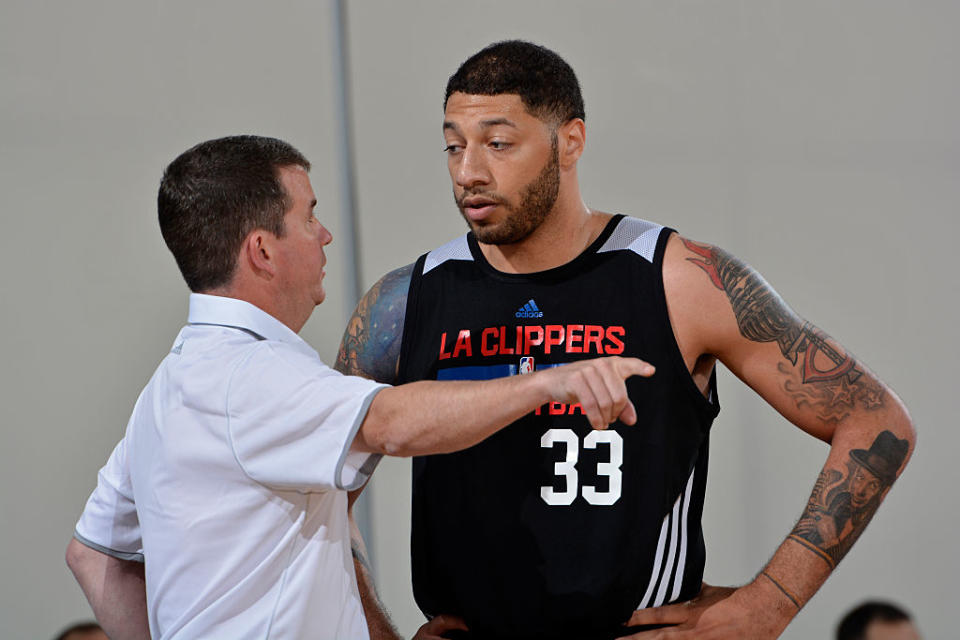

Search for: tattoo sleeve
xmin=789 ymin=430 xmax=909 ymax=568
xmin=680 ymin=239 xmax=912 ymax=572
xmin=336 ymin=264 xmax=413 ymax=383
xmin=681 ymin=238 xmax=886 ymax=423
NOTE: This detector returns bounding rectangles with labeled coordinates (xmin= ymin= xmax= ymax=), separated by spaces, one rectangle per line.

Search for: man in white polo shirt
xmin=65 ymin=136 xmax=653 ymax=640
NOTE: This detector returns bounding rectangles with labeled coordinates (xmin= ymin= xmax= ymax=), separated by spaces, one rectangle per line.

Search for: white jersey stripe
xmin=637 ymin=515 xmax=670 ymax=610
xmin=670 ymin=469 xmax=697 ymax=603
xmin=636 ymin=465 xmax=698 ymax=610
xmin=654 ymin=489 xmax=683 ymax=607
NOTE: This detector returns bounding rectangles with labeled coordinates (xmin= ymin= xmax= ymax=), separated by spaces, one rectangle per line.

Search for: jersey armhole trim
xmin=397 ymin=253 xmax=428 ymax=385
xmin=653 ymin=228 xmax=721 ymax=419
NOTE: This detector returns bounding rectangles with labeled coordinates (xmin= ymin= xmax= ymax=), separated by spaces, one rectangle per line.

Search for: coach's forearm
xmin=356 ymin=356 xmax=652 ymax=456
xmin=357 ymin=373 xmax=552 ymax=456
xmin=66 ymin=538 xmax=150 ymax=640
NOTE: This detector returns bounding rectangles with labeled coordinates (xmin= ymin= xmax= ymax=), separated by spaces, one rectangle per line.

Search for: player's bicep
xmin=676 ymin=237 xmax=889 ymax=442
xmin=336 ymin=263 xmax=413 ymax=383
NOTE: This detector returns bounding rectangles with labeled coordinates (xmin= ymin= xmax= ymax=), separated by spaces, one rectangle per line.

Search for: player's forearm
xmin=752 ymin=403 xmax=915 ymax=622
xmin=348 ymin=505 xmax=402 ymax=640
xmin=359 ymin=373 xmax=551 ymax=456
xmin=66 ymin=538 xmax=150 ymax=640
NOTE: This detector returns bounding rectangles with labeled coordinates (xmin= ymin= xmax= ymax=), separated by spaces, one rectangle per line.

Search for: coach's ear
xmin=243 ymin=229 xmax=278 ymax=280
xmin=558 ymin=118 xmax=585 ymax=169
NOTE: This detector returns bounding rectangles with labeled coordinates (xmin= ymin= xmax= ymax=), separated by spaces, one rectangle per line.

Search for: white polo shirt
xmin=75 ymin=293 xmax=387 ymax=639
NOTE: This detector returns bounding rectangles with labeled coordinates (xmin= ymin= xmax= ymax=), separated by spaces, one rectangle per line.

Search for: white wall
xmin=2 ymin=1 xmax=955 ymax=638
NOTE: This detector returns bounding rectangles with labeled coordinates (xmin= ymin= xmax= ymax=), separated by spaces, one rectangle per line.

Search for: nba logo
xmin=519 ymin=357 xmax=535 ymax=374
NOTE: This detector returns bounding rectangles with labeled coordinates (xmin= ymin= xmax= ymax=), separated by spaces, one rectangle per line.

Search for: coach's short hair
xmin=444 ymin=40 xmax=585 ymax=125
xmin=836 ymin=600 xmax=913 ymax=640
xmin=158 ymin=135 xmax=310 ymax=292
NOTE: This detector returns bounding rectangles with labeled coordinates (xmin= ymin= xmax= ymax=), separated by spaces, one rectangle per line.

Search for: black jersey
xmin=397 ymin=215 xmax=720 ymax=640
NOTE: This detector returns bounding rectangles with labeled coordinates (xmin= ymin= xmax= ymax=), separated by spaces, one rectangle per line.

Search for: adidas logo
xmin=515 ymin=299 xmax=544 ymax=319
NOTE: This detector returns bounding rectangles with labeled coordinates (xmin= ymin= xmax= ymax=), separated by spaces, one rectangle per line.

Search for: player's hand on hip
xmin=413 ymin=614 xmax=468 ymax=640
xmin=623 ymin=582 xmax=789 ymax=639
xmin=540 ymin=356 xmax=654 ymax=428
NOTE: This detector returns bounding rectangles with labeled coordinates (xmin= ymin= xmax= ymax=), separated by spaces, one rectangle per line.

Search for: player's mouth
xmin=460 ymin=195 xmax=501 ymax=221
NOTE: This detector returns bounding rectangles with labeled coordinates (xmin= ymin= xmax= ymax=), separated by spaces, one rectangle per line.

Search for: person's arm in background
xmin=626 ymin=235 xmax=916 ymax=638
xmin=65 ymin=538 xmax=149 ymax=640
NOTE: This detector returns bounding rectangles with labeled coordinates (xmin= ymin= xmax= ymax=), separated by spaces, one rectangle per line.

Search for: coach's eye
xmin=444 ymin=144 xmax=463 ymax=154
xmin=489 ymin=141 xmax=510 ymax=150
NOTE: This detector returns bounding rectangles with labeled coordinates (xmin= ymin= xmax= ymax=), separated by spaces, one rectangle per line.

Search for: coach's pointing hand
xmin=538 ymin=356 xmax=655 ymax=429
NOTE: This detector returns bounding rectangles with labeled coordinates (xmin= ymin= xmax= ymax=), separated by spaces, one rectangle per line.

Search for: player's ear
xmin=243 ymin=229 xmax=278 ymax=279
xmin=557 ymin=118 xmax=585 ymax=169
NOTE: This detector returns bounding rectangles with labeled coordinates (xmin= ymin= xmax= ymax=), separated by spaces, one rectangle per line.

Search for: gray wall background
xmin=1 ymin=1 xmax=955 ymax=638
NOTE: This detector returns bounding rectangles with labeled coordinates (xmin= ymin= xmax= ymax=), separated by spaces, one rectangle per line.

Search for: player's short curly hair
xmin=158 ymin=135 xmax=310 ymax=292
xmin=444 ymin=40 xmax=585 ymax=125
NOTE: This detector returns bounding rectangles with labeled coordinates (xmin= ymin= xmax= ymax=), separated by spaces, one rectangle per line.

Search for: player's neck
xmin=479 ymin=194 xmax=610 ymax=274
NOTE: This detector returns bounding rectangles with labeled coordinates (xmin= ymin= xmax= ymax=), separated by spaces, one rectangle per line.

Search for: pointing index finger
xmin=619 ymin=357 xmax=655 ymax=378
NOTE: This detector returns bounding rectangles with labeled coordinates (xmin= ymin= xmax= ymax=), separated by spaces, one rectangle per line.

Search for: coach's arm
xmin=626 ymin=235 xmax=916 ymax=638
xmin=66 ymin=537 xmax=150 ymax=640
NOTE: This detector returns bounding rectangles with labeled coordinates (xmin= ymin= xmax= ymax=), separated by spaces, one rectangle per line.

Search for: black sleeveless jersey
xmin=397 ymin=215 xmax=720 ymax=640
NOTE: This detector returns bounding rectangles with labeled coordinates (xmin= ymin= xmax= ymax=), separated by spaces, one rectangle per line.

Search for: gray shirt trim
xmin=335 ymin=385 xmax=386 ymax=491
xmin=73 ymin=531 xmax=145 ymax=563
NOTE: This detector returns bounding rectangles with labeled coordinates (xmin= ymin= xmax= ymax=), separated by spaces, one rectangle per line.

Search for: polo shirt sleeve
xmin=74 ymin=436 xmax=144 ymax=562
xmin=226 ymin=342 xmax=388 ymax=492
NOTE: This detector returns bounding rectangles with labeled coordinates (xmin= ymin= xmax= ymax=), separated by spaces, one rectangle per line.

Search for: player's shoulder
xmin=662 ymin=232 xmax=764 ymax=295
xmin=663 ymin=232 xmax=731 ymax=288
xmin=361 ymin=262 xmax=415 ymax=323
xmin=376 ymin=262 xmax=415 ymax=296
xmin=337 ymin=263 xmax=414 ymax=382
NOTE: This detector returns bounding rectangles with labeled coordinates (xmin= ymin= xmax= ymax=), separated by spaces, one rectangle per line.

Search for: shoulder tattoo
xmin=681 ymin=238 xmax=886 ymax=422
xmin=336 ymin=264 xmax=413 ymax=383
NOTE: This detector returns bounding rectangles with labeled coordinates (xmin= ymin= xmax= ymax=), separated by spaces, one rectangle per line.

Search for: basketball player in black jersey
xmin=337 ymin=41 xmax=915 ymax=640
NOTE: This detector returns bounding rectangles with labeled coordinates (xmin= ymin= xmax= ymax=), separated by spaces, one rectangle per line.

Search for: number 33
xmin=540 ymin=428 xmax=623 ymax=506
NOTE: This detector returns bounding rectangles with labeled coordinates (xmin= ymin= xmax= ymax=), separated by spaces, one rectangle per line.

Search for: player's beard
xmin=455 ymin=137 xmax=560 ymax=245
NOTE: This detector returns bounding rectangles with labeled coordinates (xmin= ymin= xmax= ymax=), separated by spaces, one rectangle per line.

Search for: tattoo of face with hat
xmin=788 ymin=430 xmax=910 ymax=568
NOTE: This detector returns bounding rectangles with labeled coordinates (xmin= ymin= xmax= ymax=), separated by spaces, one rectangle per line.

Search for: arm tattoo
xmin=789 ymin=430 xmax=909 ymax=568
xmin=760 ymin=571 xmax=801 ymax=610
xmin=682 ymin=238 xmax=886 ymax=422
xmin=336 ymin=264 xmax=413 ymax=383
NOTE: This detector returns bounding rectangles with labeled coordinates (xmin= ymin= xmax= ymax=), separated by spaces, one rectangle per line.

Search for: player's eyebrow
xmin=442 ymin=118 xmax=519 ymax=133
xmin=479 ymin=117 xmax=517 ymax=129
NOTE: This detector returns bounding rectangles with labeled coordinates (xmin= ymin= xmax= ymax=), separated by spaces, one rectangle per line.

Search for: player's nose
xmin=455 ymin=146 xmax=491 ymax=189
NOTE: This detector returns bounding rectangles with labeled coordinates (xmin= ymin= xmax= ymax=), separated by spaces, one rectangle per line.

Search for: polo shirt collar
xmin=187 ymin=293 xmax=307 ymax=347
